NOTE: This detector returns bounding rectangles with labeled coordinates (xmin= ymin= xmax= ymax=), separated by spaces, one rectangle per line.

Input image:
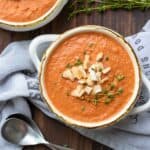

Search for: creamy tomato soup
xmin=0 ymin=0 xmax=57 ymax=22
xmin=44 ymin=32 xmax=135 ymax=123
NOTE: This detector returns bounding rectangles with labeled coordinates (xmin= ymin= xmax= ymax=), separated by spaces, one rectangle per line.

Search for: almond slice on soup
xmin=71 ymin=66 xmax=86 ymax=79
xmin=78 ymin=79 xmax=87 ymax=84
xmin=86 ymin=75 xmax=94 ymax=86
xmin=102 ymin=67 xmax=111 ymax=74
xmin=100 ymin=77 xmax=109 ymax=84
xmin=96 ymin=72 xmax=101 ymax=82
xmin=96 ymin=52 xmax=103 ymax=62
xmin=62 ymin=69 xmax=74 ymax=81
xmin=89 ymin=68 xmax=98 ymax=81
xmin=71 ymin=85 xmax=85 ymax=97
xmin=84 ymin=86 xmax=93 ymax=95
xmin=92 ymin=85 xmax=102 ymax=95
xmin=83 ymin=54 xmax=90 ymax=70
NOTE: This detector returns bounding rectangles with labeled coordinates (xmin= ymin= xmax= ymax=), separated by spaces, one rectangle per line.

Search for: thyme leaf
xmin=74 ymin=58 xmax=83 ymax=66
xmin=116 ymin=74 xmax=125 ymax=81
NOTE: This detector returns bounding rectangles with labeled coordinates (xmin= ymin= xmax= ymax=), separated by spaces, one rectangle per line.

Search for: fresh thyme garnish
xmin=117 ymin=87 xmax=124 ymax=95
xmin=99 ymin=68 xmax=103 ymax=72
xmin=102 ymin=88 xmax=108 ymax=94
xmin=116 ymin=74 xmax=125 ymax=81
xmin=107 ymin=92 xmax=115 ymax=99
xmin=68 ymin=0 xmax=150 ymax=19
xmin=93 ymin=98 xmax=99 ymax=105
xmin=63 ymin=50 xmax=126 ymax=106
xmin=110 ymin=82 xmax=115 ymax=90
xmin=105 ymin=98 xmax=112 ymax=104
xmin=66 ymin=58 xmax=83 ymax=68
xmin=74 ymin=58 xmax=83 ymax=66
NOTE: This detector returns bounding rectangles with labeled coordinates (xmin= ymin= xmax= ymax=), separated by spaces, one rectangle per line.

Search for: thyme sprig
xmin=69 ymin=0 xmax=150 ymax=19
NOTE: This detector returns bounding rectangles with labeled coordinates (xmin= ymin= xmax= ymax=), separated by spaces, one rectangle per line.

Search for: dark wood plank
xmin=0 ymin=1 xmax=150 ymax=150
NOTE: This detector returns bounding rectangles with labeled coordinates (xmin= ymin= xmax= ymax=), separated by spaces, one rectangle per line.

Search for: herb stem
xmin=69 ymin=0 xmax=150 ymax=19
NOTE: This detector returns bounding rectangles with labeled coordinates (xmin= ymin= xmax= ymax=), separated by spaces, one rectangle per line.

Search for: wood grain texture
xmin=0 ymin=1 xmax=150 ymax=150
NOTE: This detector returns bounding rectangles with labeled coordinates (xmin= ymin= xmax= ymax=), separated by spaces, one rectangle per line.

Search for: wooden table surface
xmin=0 ymin=1 xmax=150 ymax=150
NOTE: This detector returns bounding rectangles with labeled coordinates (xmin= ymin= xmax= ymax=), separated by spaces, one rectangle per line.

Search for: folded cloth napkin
xmin=0 ymin=21 xmax=150 ymax=150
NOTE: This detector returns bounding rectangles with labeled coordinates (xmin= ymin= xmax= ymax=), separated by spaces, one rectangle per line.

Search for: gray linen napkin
xmin=0 ymin=20 xmax=150 ymax=150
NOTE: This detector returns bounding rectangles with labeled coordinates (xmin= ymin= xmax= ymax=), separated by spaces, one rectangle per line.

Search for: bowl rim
xmin=39 ymin=25 xmax=141 ymax=128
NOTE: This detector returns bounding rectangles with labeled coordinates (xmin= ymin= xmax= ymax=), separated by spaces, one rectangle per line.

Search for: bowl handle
xmin=29 ymin=34 xmax=59 ymax=71
xmin=130 ymin=73 xmax=150 ymax=115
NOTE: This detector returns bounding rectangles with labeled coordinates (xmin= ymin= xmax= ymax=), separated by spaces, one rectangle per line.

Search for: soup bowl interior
xmin=39 ymin=26 xmax=141 ymax=128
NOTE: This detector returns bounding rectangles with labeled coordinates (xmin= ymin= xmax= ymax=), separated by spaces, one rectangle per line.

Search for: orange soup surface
xmin=44 ymin=32 xmax=135 ymax=123
xmin=0 ymin=0 xmax=57 ymax=22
